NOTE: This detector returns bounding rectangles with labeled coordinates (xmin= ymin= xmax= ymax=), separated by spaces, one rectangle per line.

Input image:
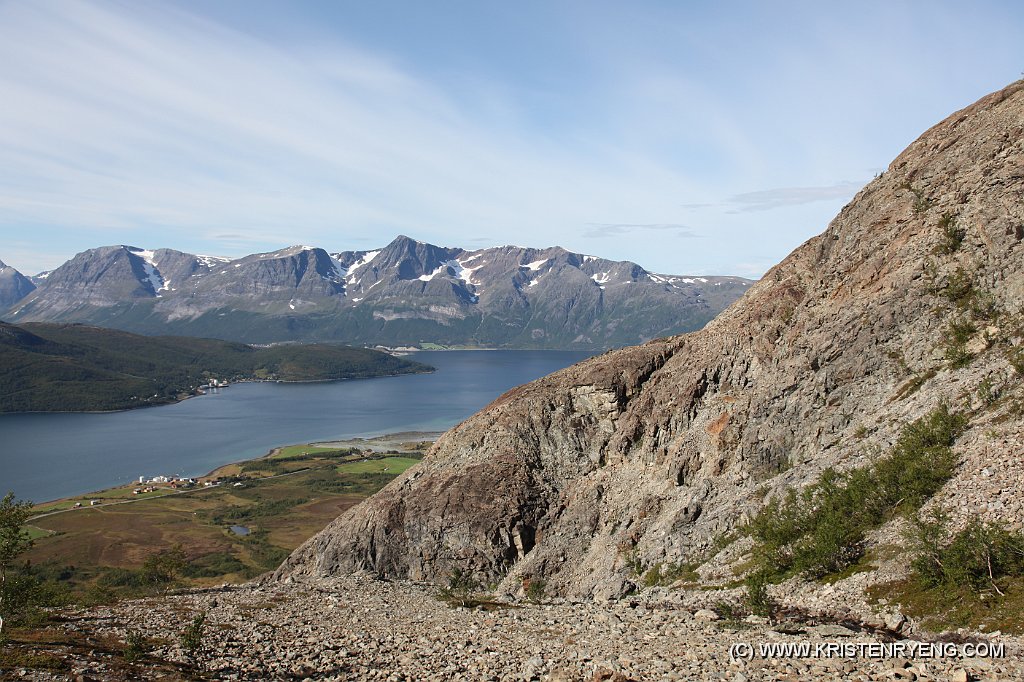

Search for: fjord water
xmin=0 ymin=350 xmax=592 ymax=503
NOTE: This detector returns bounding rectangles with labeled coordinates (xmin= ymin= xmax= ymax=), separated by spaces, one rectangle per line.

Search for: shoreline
xmin=31 ymin=430 xmax=443 ymax=510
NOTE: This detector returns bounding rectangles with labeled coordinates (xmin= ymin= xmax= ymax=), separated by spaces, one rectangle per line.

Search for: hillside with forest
xmin=0 ymin=321 xmax=431 ymax=412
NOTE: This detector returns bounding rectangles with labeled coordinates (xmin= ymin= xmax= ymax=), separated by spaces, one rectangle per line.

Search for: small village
xmin=68 ymin=475 xmax=226 ymax=509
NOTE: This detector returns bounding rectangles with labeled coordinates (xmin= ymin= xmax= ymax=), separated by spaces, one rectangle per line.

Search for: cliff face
xmin=278 ymin=83 xmax=1024 ymax=598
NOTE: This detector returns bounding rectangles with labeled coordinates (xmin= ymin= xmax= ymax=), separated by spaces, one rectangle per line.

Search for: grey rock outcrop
xmin=278 ymin=82 xmax=1024 ymax=599
xmin=5 ymin=236 xmax=750 ymax=349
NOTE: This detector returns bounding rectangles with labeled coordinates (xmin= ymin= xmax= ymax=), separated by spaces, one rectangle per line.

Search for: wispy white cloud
xmin=725 ymin=181 xmax=867 ymax=213
xmin=583 ymin=223 xmax=698 ymax=238
xmin=0 ymin=0 xmax=708 ymax=272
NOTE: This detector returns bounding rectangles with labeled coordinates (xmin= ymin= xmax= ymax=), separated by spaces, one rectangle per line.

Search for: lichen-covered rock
xmin=278 ymin=81 xmax=1024 ymax=600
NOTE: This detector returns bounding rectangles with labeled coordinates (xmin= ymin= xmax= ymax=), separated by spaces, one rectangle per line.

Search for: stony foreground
xmin=12 ymin=577 xmax=1022 ymax=682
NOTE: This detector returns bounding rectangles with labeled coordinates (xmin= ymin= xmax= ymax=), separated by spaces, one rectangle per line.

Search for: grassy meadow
xmin=21 ymin=438 xmax=430 ymax=602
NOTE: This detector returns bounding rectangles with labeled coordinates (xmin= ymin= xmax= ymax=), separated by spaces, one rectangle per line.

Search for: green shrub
xmin=182 ymin=552 xmax=247 ymax=579
xmin=0 ymin=493 xmax=36 ymax=637
xmin=977 ymin=378 xmax=1000 ymax=407
xmin=641 ymin=561 xmax=699 ymax=587
xmin=969 ymin=291 xmax=1001 ymax=321
xmin=123 ymin=629 xmax=151 ymax=662
xmin=938 ymin=267 xmax=975 ymax=308
xmin=96 ymin=567 xmax=147 ymax=590
xmin=748 ymin=405 xmax=965 ymax=580
xmin=912 ymin=188 xmax=933 ymax=214
xmin=141 ymin=545 xmax=187 ymax=590
xmin=1009 ymin=348 xmax=1024 ymax=375
xmin=909 ymin=509 xmax=1024 ymax=595
xmin=945 ymin=343 xmax=973 ymax=369
xmin=525 ymin=578 xmax=546 ymax=604
xmin=936 ymin=213 xmax=966 ymax=254
xmin=947 ymin=318 xmax=977 ymax=344
xmin=623 ymin=550 xmax=644 ymax=576
xmin=437 ymin=568 xmax=481 ymax=608
xmin=179 ymin=613 xmax=206 ymax=657
xmin=744 ymin=568 xmax=778 ymax=618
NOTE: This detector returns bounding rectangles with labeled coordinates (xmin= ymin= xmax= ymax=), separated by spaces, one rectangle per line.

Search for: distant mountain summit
xmin=4 ymin=236 xmax=751 ymax=349
xmin=0 ymin=259 xmax=36 ymax=310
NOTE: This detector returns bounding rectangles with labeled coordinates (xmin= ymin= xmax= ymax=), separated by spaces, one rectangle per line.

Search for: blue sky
xmin=1 ymin=1 xmax=1022 ymax=277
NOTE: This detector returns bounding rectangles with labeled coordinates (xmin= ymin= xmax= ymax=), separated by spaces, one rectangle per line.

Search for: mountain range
xmin=1 ymin=236 xmax=750 ymax=349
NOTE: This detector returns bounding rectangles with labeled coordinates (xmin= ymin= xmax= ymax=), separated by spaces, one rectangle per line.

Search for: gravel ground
xmin=12 ymin=576 xmax=1020 ymax=682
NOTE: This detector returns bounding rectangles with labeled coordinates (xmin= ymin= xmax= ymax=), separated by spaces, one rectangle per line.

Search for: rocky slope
xmin=0 ymin=258 xmax=35 ymax=309
xmin=278 ymin=82 xmax=1024 ymax=604
xmin=17 ymin=577 xmax=1016 ymax=682
xmin=2 ymin=237 xmax=750 ymax=349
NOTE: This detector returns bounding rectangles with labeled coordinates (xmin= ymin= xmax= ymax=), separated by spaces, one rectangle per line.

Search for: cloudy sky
xmin=1 ymin=0 xmax=1022 ymax=277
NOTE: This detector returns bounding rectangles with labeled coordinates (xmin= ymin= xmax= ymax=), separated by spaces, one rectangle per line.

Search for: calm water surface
xmin=0 ymin=350 xmax=592 ymax=502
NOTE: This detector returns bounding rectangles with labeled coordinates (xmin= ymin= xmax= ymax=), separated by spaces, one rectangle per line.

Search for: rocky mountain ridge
xmin=278 ymin=82 xmax=1024 ymax=608
xmin=2 ymin=237 xmax=751 ymax=349
xmin=0 ymin=258 xmax=35 ymax=310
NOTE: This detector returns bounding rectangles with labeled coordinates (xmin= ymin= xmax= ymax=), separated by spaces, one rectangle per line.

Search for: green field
xmin=335 ymin=456 xmax=419 ymax=474
xmin=269 ymin=443 xmax=342 ymax=459
xmin=22 ymin=440 xmax=433 ymax=600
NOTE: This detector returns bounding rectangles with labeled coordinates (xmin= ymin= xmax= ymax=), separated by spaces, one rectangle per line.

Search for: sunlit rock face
xmin=278 ymin=82 xmax=1024 ymax=600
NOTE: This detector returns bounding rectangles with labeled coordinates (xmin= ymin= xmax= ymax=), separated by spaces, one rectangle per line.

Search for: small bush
xmin=1009 ymin=348 xmax=1024 ymax=375
xmin=96 ymin=568 xmax=141 ymax=588
xmin=969 ymin=291 xmax=1001 ymax=321
xmin=937 ymin=267 xmax=975 ymax=308
xmin=623 ymin=550 xmax=644 ymax=576
xmin=936 ymin=213 xmax=966 ymax=254
xmin=947 ymin=318 xmax=977 ymax=344
xmin=524 ymin=578 xmax=546 ymax=604
xmin=945 ymin=343 xmax=974 ymax=369
xmin=909 ymin=510 xmax=1024 ymax=596
xmin=942 ymin=317 xmax=974 ymax=368
xmin=911 ymin=188 xmax=933 ymax=214
xmin=179 ymin=613 xmax=206 ymax=657
xmin=123 ymin=629 xmax=151 ymax=662
xmin=141 ymin=545 xmax=187 ymax=589
xmin=977 ymin=378 xmax=1000 ymax=406
xmin=744 ymin=568 xmax=778 ymax=619
xmin=713 ymin=600 xmax=740 ymax=621
xmin=437 ymin=568 xmax=481 ymax=608
xmin=641 ymin=561 xmax=699 ymax=587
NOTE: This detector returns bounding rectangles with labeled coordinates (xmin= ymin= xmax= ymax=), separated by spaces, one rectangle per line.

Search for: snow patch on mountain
xmin=197 ymin=255 xmax=230 ymax=268
xmin=416 ymin=258 xmax=486 ymax=301
xmin=127 ymin=247 xmax=167 ymax=296
xmin=522 ymin=258 xmax=549 ymax=271
xmin=343 ymin=250 xmax=382 ymax=285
